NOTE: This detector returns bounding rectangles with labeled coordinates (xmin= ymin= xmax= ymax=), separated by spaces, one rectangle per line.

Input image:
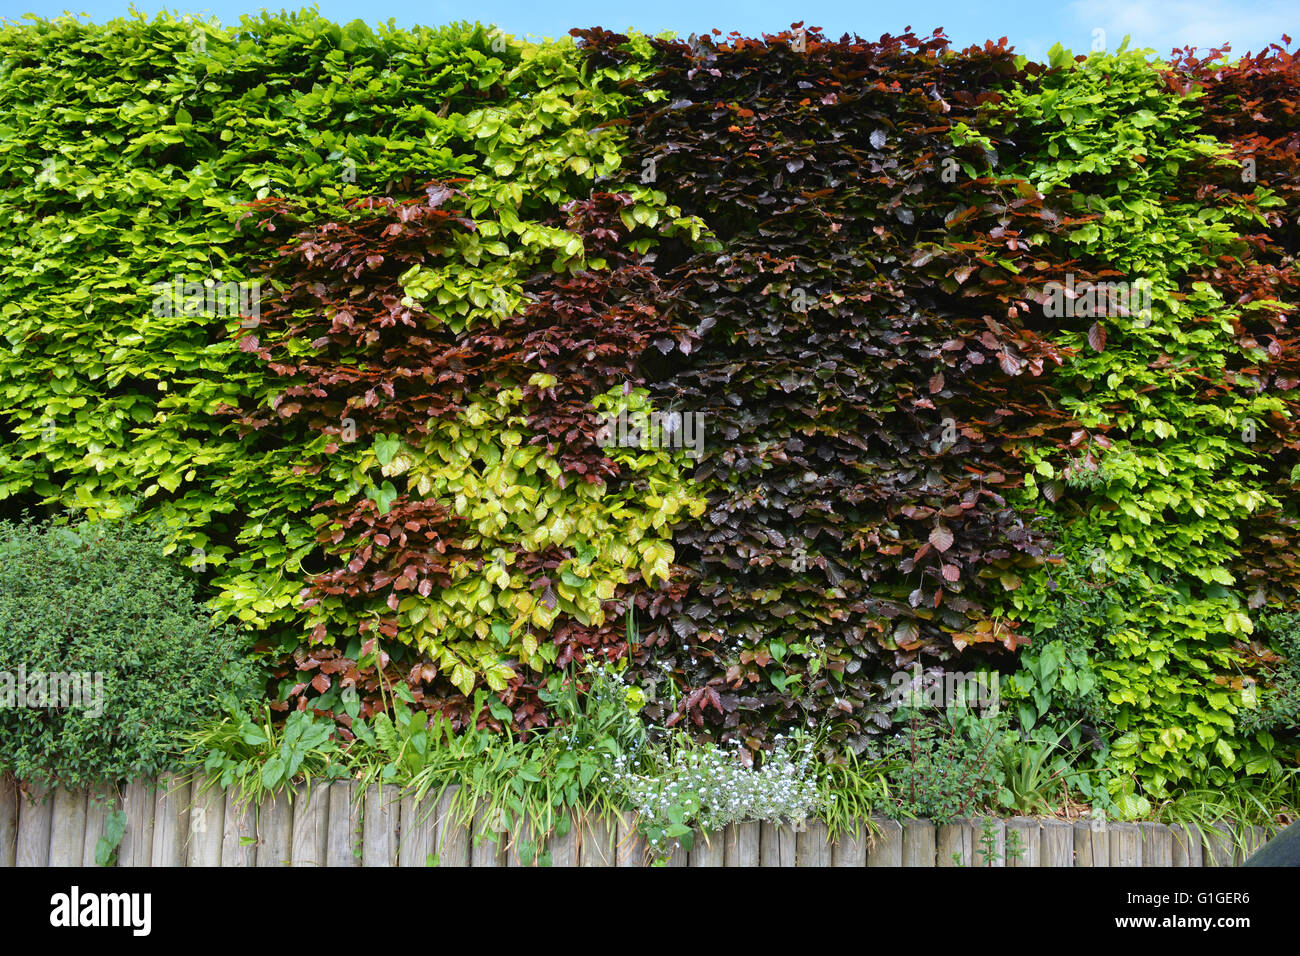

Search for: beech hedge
xmin=2 ymin=13 xmax=1298 ymax=799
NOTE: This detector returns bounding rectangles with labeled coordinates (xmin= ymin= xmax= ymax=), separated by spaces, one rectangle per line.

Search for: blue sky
xmin=0 ymin=0 xmax=1293 ymax=62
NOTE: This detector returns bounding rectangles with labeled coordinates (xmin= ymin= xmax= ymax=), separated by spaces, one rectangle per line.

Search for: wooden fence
xmin=0 ymin=776 xmax=1274 ymax=867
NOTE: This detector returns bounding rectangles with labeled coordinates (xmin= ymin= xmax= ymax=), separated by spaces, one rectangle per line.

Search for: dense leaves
xmin=3 ymin=13 xmax=1300 ymax=797
xmin=0 ymin=517 xmax=256 ymax=790
xmin=576 ymin=26 xmax=1084 ymax=751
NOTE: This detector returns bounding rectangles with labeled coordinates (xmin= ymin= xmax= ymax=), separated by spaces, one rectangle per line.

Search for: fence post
xmin=867 ymin=818 xmax=903 ymax=866
xmin=185 ymin=776 xmax=224 ymax=866
xmin=256 ymin=789 xmax=292 ymax=867
xmin=436 ymin=787 xmax=470 ymax=866
xmin=0 ymin=777 xmax=16 ymax=867
xmin=472 ymin=804 xmax=509 ymax=867
xmin=1139 ymin=822 xmax=1173 ymax=867
xmin=82 ymin=786 xmax=120 ymax=867
xmin=545 ymin=814 xmax=579 ymax=868
xmin=578 ymin=811 xmax=617 ymax=867
xmin=830 ymin=820 xmax=868 ymax=867
xmin=1040 ymin=819 xmax=1073 ymax=867
xmin=796 ymin=820 xmax=831 ymax=867
xmin=937 ymin=818 xmax=971 ymax=867
xmin=615 ymin=811 xmax=645 ymax=868
xmin=1236 ymin=826 xmax=1268 ymax=865
xmin=726 ymin=821 xmax=762 ymax=867
xmin=664 ymin=835 xmax=690 ymax=867
xmin=118 ymin=778 xmax=155 ymax=867
xmin=901 ymin=819 xmax=936 ymax=867
xmin=689 ymin=828 xmax=726 ymax=867
xmin=16 ymin=783 xmax=52 ymax=867
xmin=289 ymin=782 xmax=329 ymax=867
xmin=1109 ymin=822 xmax=1142 ymax=867
xmin=1006 ymin=817 xmax=1041 ymax=867
xmin=150 ymin=774 xmax=189 ymax=867
xmin=1073 ymin=818 xmax=1109 ymax=867
xmin=48 ymin=788 xmax=87 ymax=867
xmin=221 ymin=791 xmax=258 ymax=867
xmin=324 ymin=780 xmax=359 ymax=867
xmin=760 ymin=821 xmax=796 ymax=866
xmin=397 ymin=790 xmax=435 ymax=867
xmin=361 ymin=784 xmax=398 ymax=868
xmin=1203 ymin=822 xmax=1235 ymax=867
xmin=1171 ymin=823 xmax=1203 ymax=867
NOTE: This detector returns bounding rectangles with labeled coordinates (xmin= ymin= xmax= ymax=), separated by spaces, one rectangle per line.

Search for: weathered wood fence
xmin=0 ymin=776 xmax=1273 ymax=867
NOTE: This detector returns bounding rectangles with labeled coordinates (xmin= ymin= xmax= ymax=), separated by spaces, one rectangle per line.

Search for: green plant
xmin=996 ymin=721 xmax=1088 ymax=815
xmin=813 ymin=745 xmax=890 ymax=840
xmin=94 ymin=807 xmax=127 ymax=867
xmin=396 ymin=665 xmax=645 ymax=863
xmin=976 ymin=817 xmax=1025 ymax=866
xmin=994 ymin=43 xmax=1295 ymax=797
xmin=5 ymin=13 xmax=1300 ymax=824
xmin=1004 ymin=560 xmax=1114 ymax=738
xmin=1238 ymin=610 xmax=1300 ymax=740
xmin=188 ymin=703 xmax=347 ymax=802
xmin=0 ymin=515 xmax=256 ymax=790
xmin=611 ymin=732 xmax=823 ymax=858
xmin=880 ymin=707 xmax=1005 ymax=824
xmin=1160 ymin=768 xmax=1300 ymax=834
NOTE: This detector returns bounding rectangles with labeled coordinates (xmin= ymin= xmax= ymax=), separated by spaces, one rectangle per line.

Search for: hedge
xmin=1 ymin=13 xmax=1298 ymax=800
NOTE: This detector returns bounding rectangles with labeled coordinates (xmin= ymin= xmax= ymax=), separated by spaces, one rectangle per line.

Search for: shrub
xmin=878 ymin=709 xmax=1005 ymax=824
xmin=0 ymin=515 xmax=257 ymax=790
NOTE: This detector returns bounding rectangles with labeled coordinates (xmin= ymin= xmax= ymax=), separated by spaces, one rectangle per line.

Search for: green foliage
xmin=0 ymin=515 xmax=256 ymax=790
xmin=610 ymin=732 xmax=823 ymax=858
xmin=94 ymin=806 xmax=127 ymax=867
xmin=3 ymin=13 xmax=1300 ymax=815
xmin=878 ymin=709 xmax=1005 ymax=824
xmin=813 ymin=748 xmax=891 ymax=838
xmin=0 ymin=11 xmax=698 ymax=731
xmin=1002 ymin=560 xmax=1112 ymax=736
xmin=986 ymin=47 xmax=1300 ymax=796
xmin=996 ymin=722 xmax=1088 ymax=815
xmin=390 ymin=666 xmax=647 ymax=861
xmin=1238 ymin=610 xmax=1300 ymax=740
xmin=188 ymin=703 xmax=348 ymax=798
xmin=188 ymin=663 xmax=646 ymax=859
xmin=1160 ymin=768 xmax=1300 ymax=834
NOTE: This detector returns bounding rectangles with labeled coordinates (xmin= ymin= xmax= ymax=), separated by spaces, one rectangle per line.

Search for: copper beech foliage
xmin=576 ymin=26 xmax=1099 ymax=750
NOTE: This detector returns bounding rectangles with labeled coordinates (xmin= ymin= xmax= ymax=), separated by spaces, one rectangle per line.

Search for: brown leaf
xmin=929 ymin=525 xmax=954 ymax=553
xmin=1088 ymin=322 xmax=1106 ymax=352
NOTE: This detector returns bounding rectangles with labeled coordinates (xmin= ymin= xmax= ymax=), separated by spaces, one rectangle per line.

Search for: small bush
xmin=0 ymin=515 xmax=257 ymax=790
xmin=611 ymin=733 xmax=822 ymax=857
xmin=879 ymin=709 xmax=1005 ymax=824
